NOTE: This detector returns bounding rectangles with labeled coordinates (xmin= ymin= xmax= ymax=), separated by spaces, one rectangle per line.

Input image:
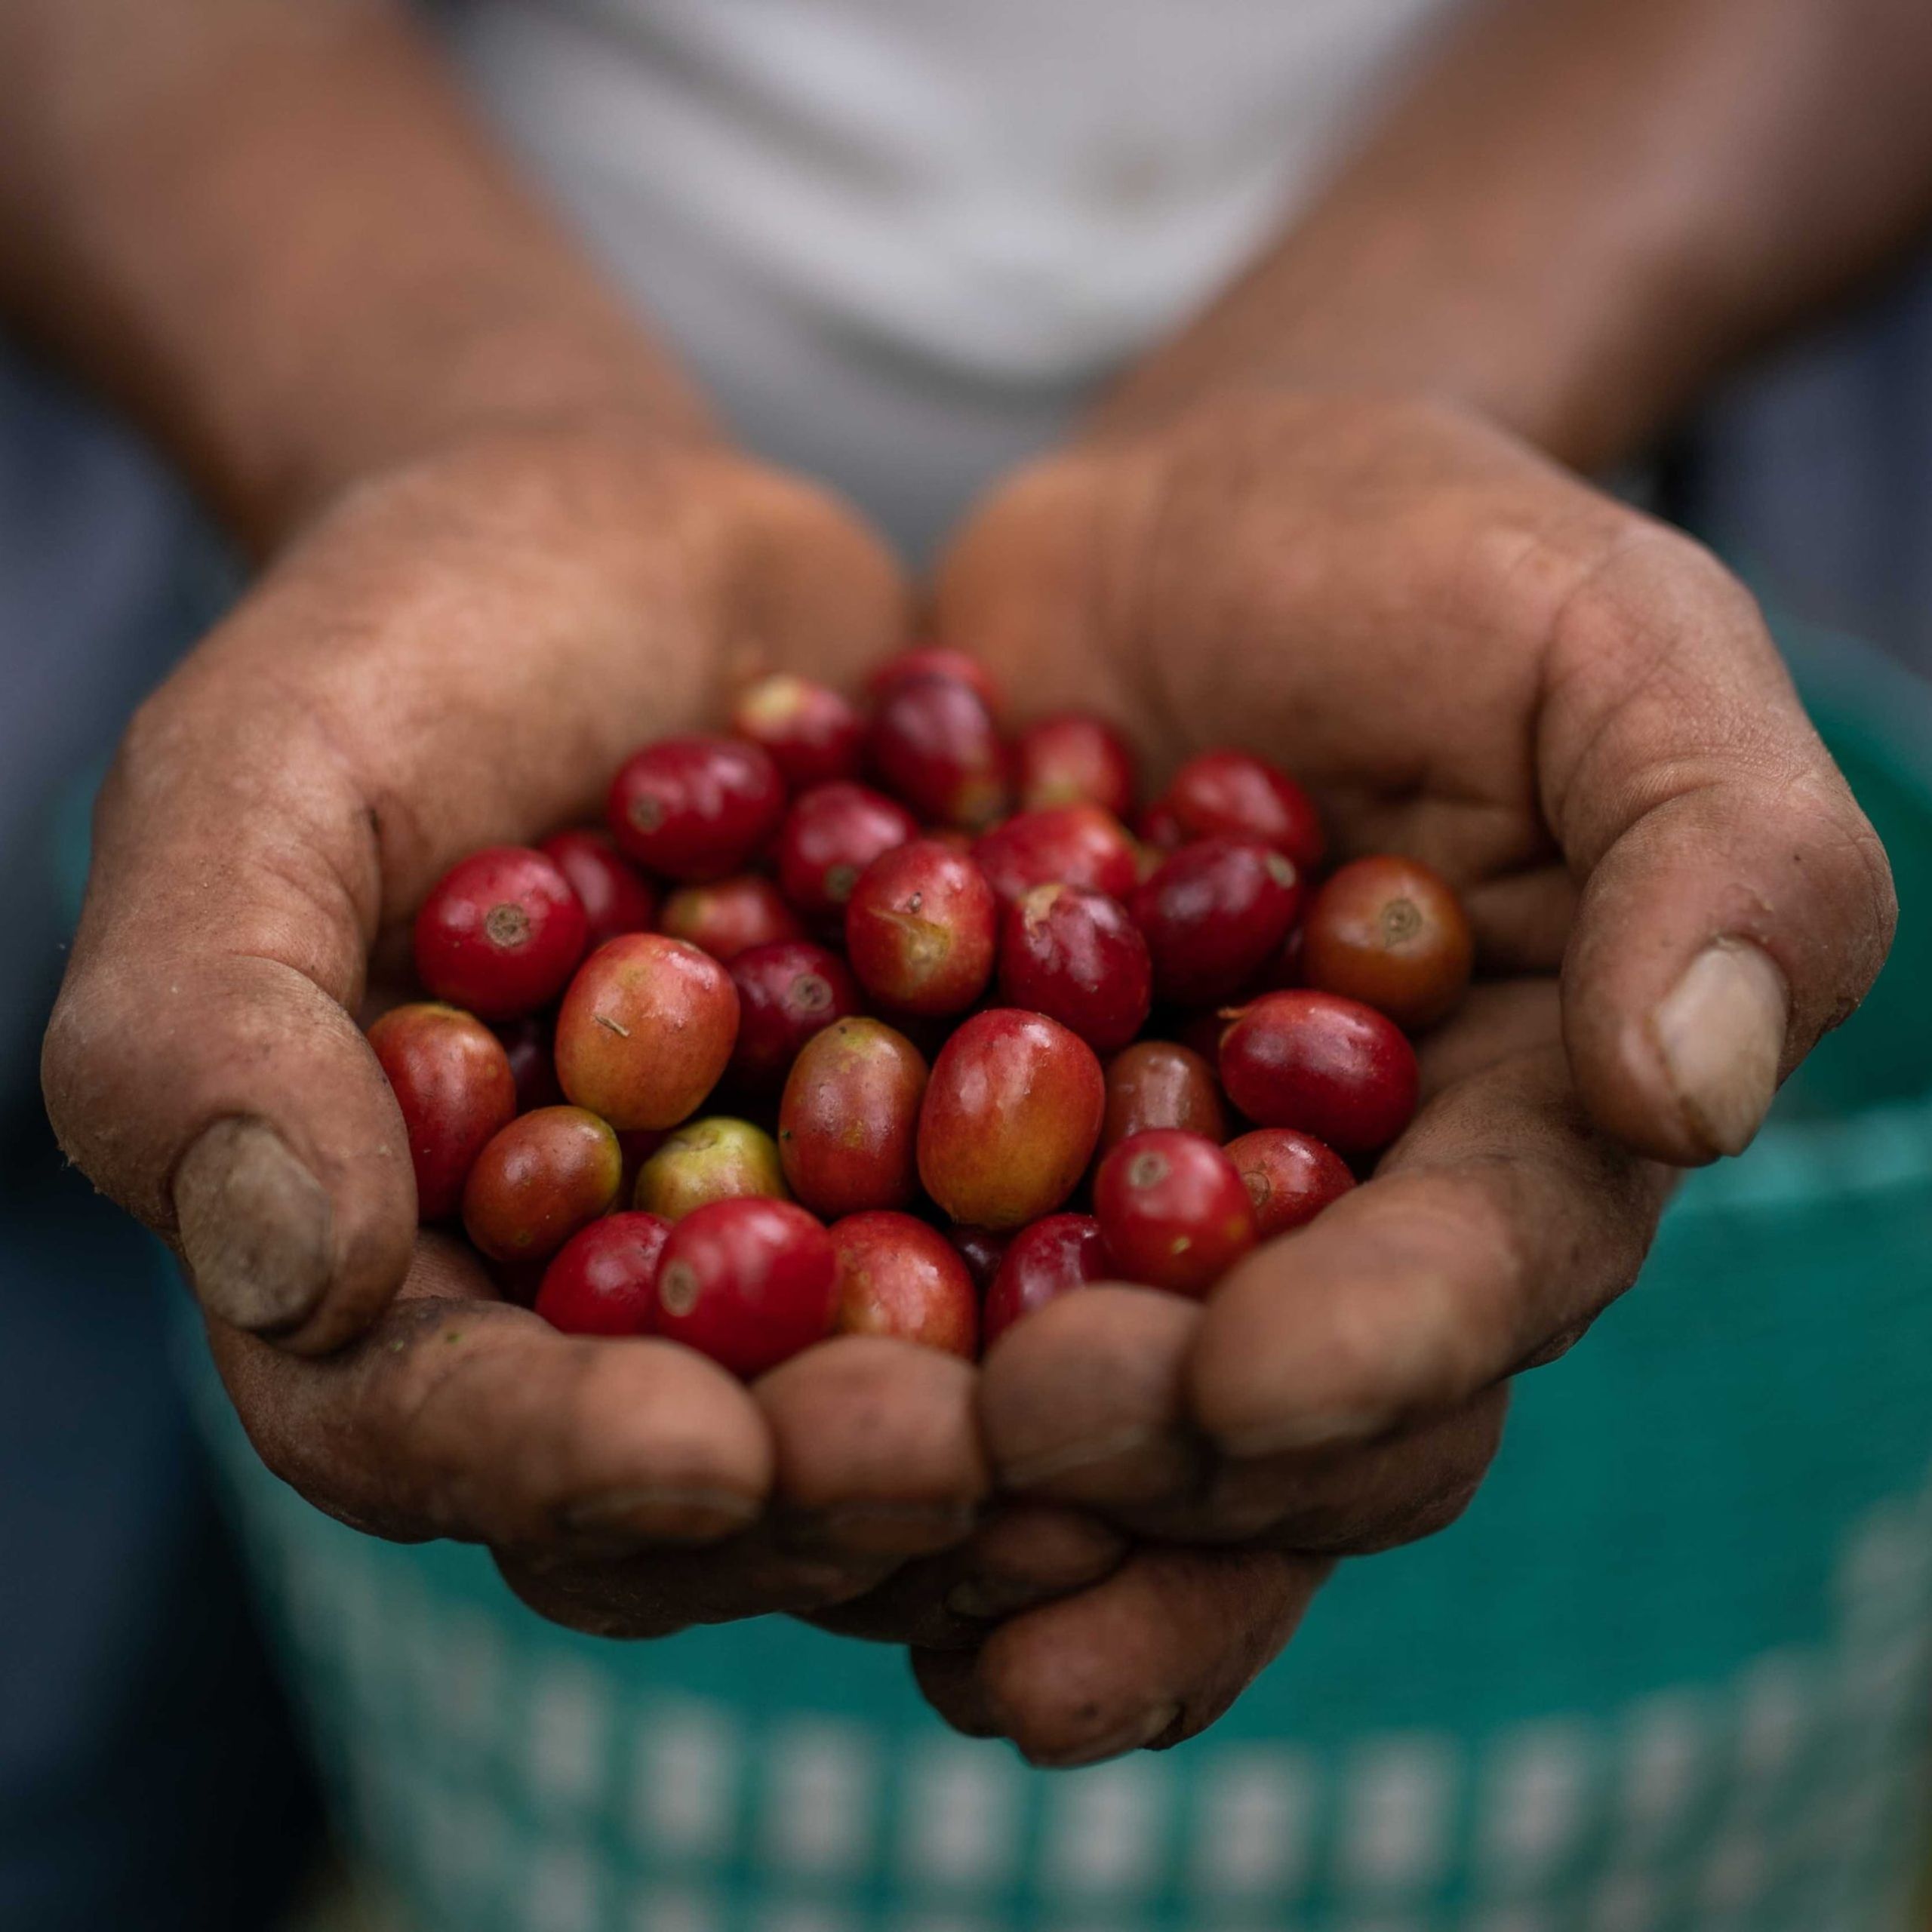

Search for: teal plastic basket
xmin=177 ymin=620 xmax=1932 ymax=1932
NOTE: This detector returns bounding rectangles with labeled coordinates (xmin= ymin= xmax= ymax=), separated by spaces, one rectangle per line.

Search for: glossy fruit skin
xmin=972 ymin=805 xmax=1140 ymax=910
xmin=727 ymin=940 xmax=863 ymax=1091
xmin=493 ymin=1014 xmax=565 ymax=1113
xmin=1219 ymin=990 xmax=1420 ymax=1153
xmin=917 ymin=1009 xmax=1106 ymax=1230
xmin=658 ymin=874 xmax=805 ymax=961
xmin=1011 ymin=713 xmax=1138 ymax=817
xmin=368 ymin=1002 xmax=518 ymax=1221
xmin=653 ymin=1198 xmax=838 ymax=1377
xmin=1137 ymin=799 xmax=1186 ymax=852
xmin=778 ymin=1017 xmax=929 ymax=1217
xmin=461 ymin=1105 xmax=623 ymax=1263
xmin=635 ymin=1116 xmax=789 ymax=1220
xmin=1093 ymin=1129 xmax=1257 ymax=1297
xmin=730 ymin=672 xmax=864 ymax=789
xmin=413 ymin=845 xmax=589 ymax=1020
xmin=831 ymin=1211 xmax=978 ymax=1358
xmin=1099 ymin=1039 xmax=1227 ymax=1158
xmin=983 ymin=1214 xmax=1113 ymax=1346
xmin=1162 ymin=749 xmax=1325 ymax=872
xmin=606 ymin=734 xmax=787 ymax=881
xmin=865 ymin=646 xmax=1002 ymax=716
xmin=775 ymin=782 xmax=918 ymax=922
xmin=1223 ymin=1128 xmax=1357 ymax=1238
xmin=998 ymin=883 xmax=1152 ymax=1053
xmin=537 ymin=828 xmax=657 ymax=948
xmin=844 ymin=840 xmax=998 ymax=1017
xmin=866 ymin=674 xmax=1010 ymax=829
xmin=1130 ymin=838 xmax=1305 ymax=1006
xmin=1301 ymin=854 xmax=1475 ymax=1031
xmin=554 ymin=934 xmax=739 ymax=1130
xmin=949 ymin=1224 xmax=1011 ymax=1292
xmin=535 ymin=1212 xmax=672 ymax=1337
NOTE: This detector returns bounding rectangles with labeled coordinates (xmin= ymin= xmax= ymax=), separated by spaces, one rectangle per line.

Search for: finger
xmin=1190 ymin=1017 xmax=1670 ymax=1461
xmin=206 ymin=1232 xmax=773 ymax=1550
xmin=915 ymin=1546 xmax=1331 ymax=1767
xmin=1543 ymin=529 xmax=1896 ymax=1162
xmin=755 ymin=1337 xmax=992 ymax=1558
xmin=42 ymin=448 xmax=905 ymax=1352
xmin=808 ymin=1504 xmax=1129 ymax=1647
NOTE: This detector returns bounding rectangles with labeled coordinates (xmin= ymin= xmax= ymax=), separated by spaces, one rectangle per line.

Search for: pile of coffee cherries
xmin=368 ymin=649 xmax=1472 ymax=1377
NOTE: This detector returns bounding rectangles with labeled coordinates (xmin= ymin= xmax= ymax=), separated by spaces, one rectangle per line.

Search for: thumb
xmin=1543 ymin=531 xmax=1896 ymax=1164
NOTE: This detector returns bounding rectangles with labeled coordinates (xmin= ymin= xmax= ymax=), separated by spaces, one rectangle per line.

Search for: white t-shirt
xmin=446 ymin=0 xmax=1459 ymax=553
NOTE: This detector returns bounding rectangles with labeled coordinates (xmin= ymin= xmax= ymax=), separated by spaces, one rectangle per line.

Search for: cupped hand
xmin=909 ymin=389 xmax=1896 ymax=1761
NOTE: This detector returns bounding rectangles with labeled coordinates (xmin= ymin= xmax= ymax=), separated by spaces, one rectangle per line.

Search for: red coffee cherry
xmin=1098 ymin=1039 xmax=1228 ymax=1158
xmin=461 ymin=1105 xmax=623 ymax=1264
xmin=727 ymin=940 xmax=862 ymax=1091
xmin=414 ymin=845 xmax=589 ymax=1020
xmin=972 ymin=804 xmax=1140 ymax=910
xmin=653 ymin=1198 xmax=838 ymax=1377
xmin=1011 ymin=712 xmax=1138 ymax=817
xmin=778 ymin=1017 xmax=929 ymax=1217
xmin=1223 ymin=1128 xmax=1357 ymax=1238
xmin=1092 ymin=1129 xmax=1257 ymax=1297
xmin=775 ymin=782 xmax=918 ymax=922
xmin=607 ymin=734 xmax=786 ymax=881
xmin=1129 ymin=838 xmax=1304 ymax=1006
xmin=731 ymin=672 xmax=865 ymax=790
xmin=492 ymin=1013 xmax=565 ymax=1114
xmin=1160 ymin=749 xmax=1324 ymax=872
xmin=983 ymin=1213 xmax=1113 ymax=1346
xmin=864 ymin=647 xmax=1003 ymax=716
xmin=831 ymin=1211 xmax=978 ymax=1358
xmin=367 ymin=1002 xmax=517 ymax=1221
xmin=535 ymin=1212 xmax=672 ymax=1337
xmin=1301 ymin=854 xmax=1474 ymax=1031
xmin=554 ymin=934 xmax=739 ymax=1131
xmin=845 ymin=839 xmax=998 ymax=1017
xmin=866 ymin=673 xmax=1011 ymax=830
xmin=658 ymin=875 xmax=805 ymax=962
xmin=918 ymin=1009 xmax=1105 ymax=1230
xmin=537 ymin=828 xmax=656 ymax=949
xmin=1219 ymin=990 xmax=1420 ymax=1153
xmin=998 ymin=884 xmax=1152 ymax=1054
xmin=948 ymin=1225 xmax=1011 ymax=1293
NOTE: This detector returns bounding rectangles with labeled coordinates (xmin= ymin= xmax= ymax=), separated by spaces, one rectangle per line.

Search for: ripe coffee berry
xmin=554 ymin=934 xmax=739 ymax=1131
xmin=844 ymin=839 xmax=998 ymax=1017
xmin=535 ymin=1212 xmax=672 ymax=1337
xmin=654 ymin=1198 xmax=838 ymax=1377
xmin=368 ymin=1002 xmax=517 ymax=1221
xmin=866 ymin=646 xmax=1002 ymax=715
xmin=973 ymin=804 xmax=1140 ymax=910
xmin=607 ymin=734 xmax=786 ymax=881
xmin=1093 ymin=1129 xmax=1257 ymax=1298
xmin=983 ymin=1214 xmax=1113 ymax=1346
xmin=918 ymin=1009 xmax=1105 ymax=1230
xmin=866 ymin=673 xmax=1010 ymax=829
xmin=949 ymin=1225 xmax=1011 ymax=1292
xmin=635 ymin=1116 xmax=789 ymax=1220
xmin=831 ymin=1211 xmax=978 ymax=1358
xmin=1301 ymin=854 xmax=1474 ymax=1031
xmin=537 ymin=829 xmax=656 ymax=949
xmin=461 ymin=1105 xmax=623 ymax=1263
xmin=1130 ymin=838 xmax=1304 ymax=1006
xmin=779 ymin=1017 xmax=929 ymax=1217
xmin=731 ymin=672 xmax=864 ymax=789
xmin=1098 ymin=1039 xmax=1227 ymax=1158
xmin=1012 ymin=712 xmax=1138 ymax=817
xmin=658 ymin=875 xmax=804 ymax=961
xmin=776 ymin=782 xmax=917 ymax=921
xmin=998 ymin=883 xmax=1152 ymax=1053
xmin=1161 ymin=749 xmax=1324 ymax=872
xmin=493 ymin=1014 xmax=565 ymax=1113
xmin=1219 ymin=990 xmax=1420 ymax=1153
xmin=1223 ymin=1128 xmax=1356 ymax=1238
xmin=727 ymin=940 xmax=861 ymax=1091
xmin=414 ymin=845 xmax=589 ymax=1020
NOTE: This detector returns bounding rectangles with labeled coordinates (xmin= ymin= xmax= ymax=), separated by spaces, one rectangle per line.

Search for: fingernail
xmin=174 ymin=1118 xmax=332 ymax=1334
xmin=561 ymin=1486 xmax=759 ymax=1544
xmin=1026 ymin=1701 xmax=1180 ymax=1770
xmin=1651 ymin=939 xmax=1789 ymax=1157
